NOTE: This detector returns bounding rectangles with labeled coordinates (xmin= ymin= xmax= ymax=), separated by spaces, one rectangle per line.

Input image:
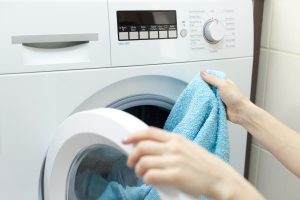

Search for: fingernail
xmin=201 ymin=70 xmax=208 ymax=77
xmin=127 ymin=161 xmax=133 ymax=168
xmin=122 ymin=137 xmax=129 ymax=143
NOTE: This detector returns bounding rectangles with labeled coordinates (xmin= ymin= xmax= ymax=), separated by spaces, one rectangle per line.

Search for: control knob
xmin=203 ymin=19 xmax=225 ymax=44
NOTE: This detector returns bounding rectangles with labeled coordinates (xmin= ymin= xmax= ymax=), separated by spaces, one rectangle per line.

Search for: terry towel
xmin=164 ymin=70 xmax=230 ymax=162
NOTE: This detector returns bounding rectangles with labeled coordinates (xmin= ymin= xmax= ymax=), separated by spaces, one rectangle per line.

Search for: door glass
xmin=67 ymin=144 xmax=149 ymax=200
xmin=67 ymin=105 xmax=170 ymax=200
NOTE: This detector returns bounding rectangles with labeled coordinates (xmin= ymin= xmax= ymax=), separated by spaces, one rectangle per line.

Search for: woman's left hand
xmin=122 ymin=127 xmax=242 ymax=199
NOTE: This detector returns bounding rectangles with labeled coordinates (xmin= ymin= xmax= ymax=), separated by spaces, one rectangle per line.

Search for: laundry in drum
xmin=71 ymin=144 xmax=159 ymax=200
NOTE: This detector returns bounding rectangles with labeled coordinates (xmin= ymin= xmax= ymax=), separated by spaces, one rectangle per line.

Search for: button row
xmin=119 ymin=30 xmax=177 ymax=41
xmin=118 ymin=25 xmax=177 ymax=32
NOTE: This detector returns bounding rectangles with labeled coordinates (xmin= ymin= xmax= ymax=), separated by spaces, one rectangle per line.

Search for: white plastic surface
xmin=109 ymin=0 xmax=253 ymax=67
xmin=44 ymin=108 xmax=197 ymax=200
xmin=0 ymin=0 xmax=253 ymax=74
xmin=0 ymin=0 xmax=110 ymax=74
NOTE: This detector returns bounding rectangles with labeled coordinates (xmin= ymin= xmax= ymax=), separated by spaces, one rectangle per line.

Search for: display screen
xmin=117 ymin=11 xmax=176 ymax=25
xmin=117 ymin=10 xmax=177 ymax=41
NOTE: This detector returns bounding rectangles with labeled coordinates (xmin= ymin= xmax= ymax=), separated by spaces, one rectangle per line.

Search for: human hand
xmin=200 ymin=70 xmax=251 ymax=124
xmin=122 ymin=127 xmax=241 ymax=199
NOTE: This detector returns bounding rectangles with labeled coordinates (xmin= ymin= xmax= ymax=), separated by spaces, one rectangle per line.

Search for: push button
xmin=129 ymin=32 xmax=139 ymax=40
xmin=168 ymin=30 xmax=177 ymax=38
xmin=139 ymin=31 xmax=149 ymax=39
xmin=159 ymin=31 xmax=168 ymax=39
xmin=180 ymin=29 xmax=188 ymax=38
xmin=149 ymin=31 xmax=159 ymax=39
xmin=119 ymin=32 xmax=129 ymax=40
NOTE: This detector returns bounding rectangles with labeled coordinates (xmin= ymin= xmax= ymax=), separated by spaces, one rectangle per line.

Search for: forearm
xmin=239 ymin=100 xmax=300 ymax=177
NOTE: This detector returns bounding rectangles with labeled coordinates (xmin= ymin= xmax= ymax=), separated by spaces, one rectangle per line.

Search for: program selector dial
xmin=203 ymin=19 xmax=225 ymax=44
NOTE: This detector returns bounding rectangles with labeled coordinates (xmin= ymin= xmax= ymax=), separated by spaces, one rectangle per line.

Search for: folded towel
xmin=164 ymin=70 xmax=229 ymax=162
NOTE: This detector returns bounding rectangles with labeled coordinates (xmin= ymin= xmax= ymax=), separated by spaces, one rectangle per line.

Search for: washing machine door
xmin=44 ymin=108 xmax=197 ymax=200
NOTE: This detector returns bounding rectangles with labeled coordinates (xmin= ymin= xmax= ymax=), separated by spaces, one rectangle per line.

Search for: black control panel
xmin=117 ymin=11 xmax=177 ymax=41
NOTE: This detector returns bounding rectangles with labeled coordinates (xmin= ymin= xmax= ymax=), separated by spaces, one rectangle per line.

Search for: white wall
xmin=249 ymin=0 xmax=300 ymax=199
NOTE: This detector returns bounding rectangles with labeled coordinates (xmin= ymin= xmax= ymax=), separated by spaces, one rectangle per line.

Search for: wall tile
xmin=256 ymin=149 xmax=300 ymax=200
xmin=264 ymin=51 xmax=300 ymax=132
xmin=253 ymin=48 xmax=269 ymax=147
xmin=248 ymin=144 xmax=261 ymax=185
xmin=260 ymin=0 xmax=273 ymax=48
xmin=252 ymin=137 xmax=264 ymax=148
xmin=251 ymin=1 xmax=300 ymax=199
xmin=255 ymin=48 xmax=269 ymax=108
xmin=270 ymin=0 xmax=300 ymax=54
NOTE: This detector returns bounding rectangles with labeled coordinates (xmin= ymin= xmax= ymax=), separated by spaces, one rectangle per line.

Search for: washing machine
xmin=0 ymin=0 xmax=253 ymax=199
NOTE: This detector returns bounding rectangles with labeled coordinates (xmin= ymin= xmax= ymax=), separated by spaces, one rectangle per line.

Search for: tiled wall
xmin=249 ymin=0 xmax=300 ymax=199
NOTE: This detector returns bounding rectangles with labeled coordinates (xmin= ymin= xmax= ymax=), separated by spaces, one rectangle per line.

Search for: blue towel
xmin=75 ymin=162 xmax=159 ymax=200
xmin=164 ymin=70 xmax=229 ymax=162
xmin=79 ymin=70 xmax=229 ymax=200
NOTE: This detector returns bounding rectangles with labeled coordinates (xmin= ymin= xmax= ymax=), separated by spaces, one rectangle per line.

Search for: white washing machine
xmin=0 ymin=0 xmax=253 ymax=199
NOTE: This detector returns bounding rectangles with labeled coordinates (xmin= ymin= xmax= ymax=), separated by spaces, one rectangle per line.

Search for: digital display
xmin=117 ymin=11 xmax=177 ymax=41
xmin=117 ymin=11 xmax=176 ymax=25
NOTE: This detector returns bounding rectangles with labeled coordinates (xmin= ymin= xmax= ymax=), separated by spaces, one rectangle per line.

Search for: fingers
xmin=122 ymin=127 xmax=171 ymax=144
xmin=200 ymin=70 xmax=224 ymax=88
xmin=135 ymin=155 xmax=179 ymax=178
xmin=127 ymin=140 xmax=166 ymax=168
xmin=143 ymin=168 xmax=180 ymax=185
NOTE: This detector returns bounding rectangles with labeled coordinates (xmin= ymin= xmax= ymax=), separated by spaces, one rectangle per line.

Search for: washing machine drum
xmin=43 ymin=108 xmax=196 ymax=200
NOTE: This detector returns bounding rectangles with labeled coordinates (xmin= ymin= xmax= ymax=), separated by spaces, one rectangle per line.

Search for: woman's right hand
xmin=123 ymin=127 xmax=266 ymax=200
xmin=123 ymin=127 xmax=244 ymax=199
xmin=200 ymin=70 xmax=251 ymax=124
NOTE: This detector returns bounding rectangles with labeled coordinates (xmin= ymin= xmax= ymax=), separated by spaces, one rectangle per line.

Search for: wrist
xmin=236 ymin=98 xmax=255 ymax=127
xmin=214 ymin=171 xmax=265 ymax=200
xmin=210 ymin=167 xmax=243 ymax=200
xmin=205 ymin=158 xmax=265 ymax=200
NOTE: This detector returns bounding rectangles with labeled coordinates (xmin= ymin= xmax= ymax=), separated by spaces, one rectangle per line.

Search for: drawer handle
xmin=11 ymin=33 xmax=98 ymax=49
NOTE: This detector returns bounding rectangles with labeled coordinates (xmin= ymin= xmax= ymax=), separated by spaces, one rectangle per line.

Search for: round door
xmin=44 ymin=108 xmax=197 ymax=200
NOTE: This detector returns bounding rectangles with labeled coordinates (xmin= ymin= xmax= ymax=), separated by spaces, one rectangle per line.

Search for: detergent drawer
xmin=0 ymin=0 xmax=110 ymax=74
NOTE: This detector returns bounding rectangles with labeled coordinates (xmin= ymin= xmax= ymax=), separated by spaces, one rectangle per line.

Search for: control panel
xmin=117 ymin=11 xmax=177 ymax=41
xmin=109 ymin=0 xmax=253 ymax=67
xmin=116 ymin=9 xmax=237 ymax=50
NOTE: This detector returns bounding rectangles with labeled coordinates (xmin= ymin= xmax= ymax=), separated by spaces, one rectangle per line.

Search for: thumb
xmin=200 ymin=70 xmax=224 ymax=88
